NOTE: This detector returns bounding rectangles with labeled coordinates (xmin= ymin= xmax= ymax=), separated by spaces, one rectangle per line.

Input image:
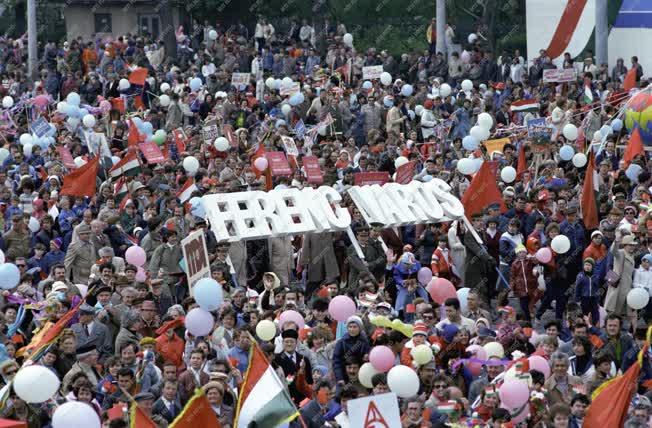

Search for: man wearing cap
xmin=61 ymin=342 xmax=101 ymax=392
xmin=71 ymin=303 xmax=113 ymax=363
xmin=346 ymin=225 xmax=386 ymax=291
xmin=64 ymin=223 xmax=96 ymax=284
xmin=90 ymin=247 xmax=125 ymax=279
xmin=149 ymin=228 xmax=183 ymax=288
xmin=463 ymin=213 xmax=497 ymax=306
xmin=560 ymin=203 xmax=586 ymax=279
xmin=138 ymin=300 xmax=161 ymax=338
xmin=3 ymin=214 xmax=30 ymax=259
xmin=274 ymin=328 xmax=313 ymax=405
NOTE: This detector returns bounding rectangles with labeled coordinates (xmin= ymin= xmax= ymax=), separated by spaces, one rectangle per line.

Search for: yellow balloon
xmin=255 ymin=320 xmax=276 ymax=341
xmin=411 ymin=344 xmax=434 ymax=366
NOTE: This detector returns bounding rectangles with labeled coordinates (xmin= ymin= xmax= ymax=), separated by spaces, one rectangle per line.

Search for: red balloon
xmin=427 ymin=277 xmax=456 ymax=304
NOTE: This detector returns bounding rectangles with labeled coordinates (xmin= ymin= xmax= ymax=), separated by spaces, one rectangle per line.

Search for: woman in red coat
xmin=509 ymin=244 xmax=540 ymax=321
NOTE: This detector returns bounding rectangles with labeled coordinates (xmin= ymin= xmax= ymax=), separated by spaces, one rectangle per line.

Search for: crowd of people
xmin=0 ymin=13 xmax=650 ymax=428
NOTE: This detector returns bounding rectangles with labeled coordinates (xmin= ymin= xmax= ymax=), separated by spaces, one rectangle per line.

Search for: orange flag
xmin=461 ymin=161 xmax=506 ymax=217
xmin=170 ymin=389 xmax=221 ymax=428
xmin=623 ymin=67 xmax=637 ymax=91
xmin=623 ymin=127 xmax=644 ymax=168
xmin=60 ymin=156 xmax=100 ymax=197
xmin=581 ymin=151 xmax=599 ymax=230
xmin=584 ymin=347 xmax=644 ymax=427
xmin=515 ymin=143 xmax=527 ymax=179
xmin=130 ymin=401 xmax=157 ymax=428
xmin=129 ymin=67 xmax=149 ymax=86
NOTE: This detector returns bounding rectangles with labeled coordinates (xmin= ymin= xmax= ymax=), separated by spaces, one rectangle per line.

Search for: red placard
xmin=395 ymin=161 xmax=416 ymax=184
xmin=55 ymin=145 xmax=76 ymax=169
xmin=354 ymin=172 xmax=390 ymax=186
xmin=138 ymin=141 xmax=166 ymax=164
xmin=172 ymin=127 xmax=187 ymax=153
xmin=265 ymin=151 xmax=292 ymax=176
xmin=303 ymin=155 xmax=323 ymax=184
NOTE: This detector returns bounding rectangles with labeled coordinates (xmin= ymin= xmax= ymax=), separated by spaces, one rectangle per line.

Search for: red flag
xmin=516 ymin=143 xmax=527 ymax=179
xmin=461 ymin=161 xmax=506 ymax=217
xmin=130 ymin=401 xmax=157 ymax=428
xmin=128 ymin=120 xmax=142 ymax=148
xmin=60 ymin=156 xmax=100 ymax=197
xmin=169 ymin=390 xmax=221 ymax=428
xmin=623 ymin=67 xmax=637 ymax=91
xmin=173 ymin=128 xmax=187 ymax=153
xmin=129 ymin=68 xmax=149 ymax=86
xmin=111 ymin=97 xmax=125 ymax=113
xmin=623 ymin=127 xmax=644 ymax=168
xmin=581 ymin=151 xmax=599 ymax=229
xmin=584 ymin=348 xmax=643 ymax=427
xmin=134 ymin=95 xmax=145 ymax=110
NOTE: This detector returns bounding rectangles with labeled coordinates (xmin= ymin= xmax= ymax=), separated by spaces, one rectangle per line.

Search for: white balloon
xmin=82 ymin=114 xmax=96 ymax=128
xmin=469 ymin=125 xmax=489 ymax=142
xmin=627 ymin=288 xmax=650 ymax=310
xmin=359 ymin=362 xmax=380 ymax=388
xmin=562 ymin=123 xmax=578 ymax=141
xmin=380 ymin=72 xmax=392 ymax=86
xmin=457 ymin=158 xmax=475 ymax=175
xmin=394 ymin=156 xmax=409 ymax=169
xmin=209 ymin=29 xmax=218 ymax=40
xmin=28 ymin=216 xmax=40 ymax=233
xmin=468 ymin=33 xmax=478 ymax=44
xmin=477 ymin=112 xmax=494 ymax=130
xmin=439 ymin=83 xmax=452 ymax=97
xmin=593 ymin=130 xmax=603 ymax=142
xmin=551 ymin=235 xmax=571 ymax=254
xmin=214 ymin=137 xmax=229 ymax=151
xmin=0 ymin=148 xmax=9 ymax=163
xmin=159 ymin=94 xmax=171 ymax=107
xmin=119 ymin=78 xmax=131 ymax=91
xmin=66 ymin=92 xmax=80 ymax=106
xmin=19 ymin=133 xmax=33 ymax=146
xmin=600 ymin=124 xmax=613 ymax=137
xmin=74 ymin=156 xmax=87 ymax=168
xmin=23 ymin=143 xmax=32 ymax=157
xmin=387 ymin=365 xmax=420 ymax=398
xmin=415 ymin=105 xmax=424 ymax=116
xmin=160 ymin=82 xmax=171 ymax=93
xmin=461 ymin=79 xmax=473 ymax=92
xmin=56 ymin=101 xmax=68 ymax=114
xmin=52 ymin=401 xmax=101 ymax=428
xmin=572 ymin=152 xmax=588 ymax=167
xmin=14 ymin=365 xmax=60 ymax=403
xmin=281 ymin=104 xmax=291 ymax=116
xmin=111 ymin=156 xmax=120 ymax=165
xmin=183 ymin=156 xmax=200 ymax=174
xmin=281 ymin=77 xmax=293 ymax=88
xmin=0 ymin=249 xmax=4 ymax=264
xmin=265 ymin=77 xmax=276 ymax=90
xmin=343 ymin=33 xmax=353 ymax=46
xmin=501 ymin=166 xmax=517 ymax=183
xmin=2 ymin=96 xmax=13 ymax=109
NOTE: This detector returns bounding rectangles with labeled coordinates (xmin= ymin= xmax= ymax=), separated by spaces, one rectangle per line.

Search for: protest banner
xmin=280 ymin=82 xmax=300 ymax=96
xmin=281 ymin=136 xmax=299 ymax=157
xmin=348 ymin=393 xmax=401 ymax=428
xmin=231 ymin=72 xmax=251 ymax=87
xmin=354 ymin=172 xmax=390 ymax=186
xmin=543 ymin=68 xmax=577 ymax=83
xmin=31 ymin=116 xmax=50 ymax=138
xmin=527 ymin=118 xmax=554 ymax=152
xmin=265 ymin=151 xmax=293 ymax=176
xmin=84 ymin=132 xmax=112 ymax=158
xmin=302 ymin=155 xmax=323 ymax=184
xmin=201 ymin=125 xmax=219 ymax=145
xmin=362 ymin=65 xmax=384 ymax=80
xmin=395 ymin=160 xmax=416 ymax=184
xmin=138 ymin=141 xmax=166 ymax=164
xmin=181 ymin=230 xmax=210 ymax=292
xmin=56 ymin=146 xmax=76 ymax=170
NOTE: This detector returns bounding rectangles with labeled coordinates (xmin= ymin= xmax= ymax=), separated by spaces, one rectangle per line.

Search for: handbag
xmin=606 ymin=252 xmax=626 ymax=288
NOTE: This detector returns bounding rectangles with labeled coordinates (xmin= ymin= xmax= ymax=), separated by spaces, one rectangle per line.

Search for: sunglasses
xmin=15 ymin=264 xmax=25 ymax=268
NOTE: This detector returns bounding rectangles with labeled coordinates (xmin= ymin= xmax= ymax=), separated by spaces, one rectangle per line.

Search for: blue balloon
xmin=422 ymin=174 xmax=433 ymax=182
xmin=612 ymin=118 xmax=623 ymax=132
xmin=79 ymin=108 xmax=89 ymax=118
xmin=142 ymin=122 xmax=154 ymax=135
xmin=362 ymin=81 xmax=372 ymax=90
xmin=66 ymin=92 xmax=80 ymax=106
xmin=559 ymin=145 xmax=575 ymax=161
xmin=193 ymin=278 xmax=223 ymax=311
xmin=383 ymin=96 xmax=394 ymax=108
xmin=462 ymin=135 xmax=480 ymax=151
xmin=401 ymin=84 xmax=414 ymax=97
xmin=65 ymin=104 xmax=79 ymax=117
xmin=189 ymin=77 xmax=203 ymax=92
xmin=189 ymin=197 xmax=205 ymax=218
xmin=0 ymin=263 xmax=20 ymax=290
xmin=47 ymin=124 xmax=57 ymax=137
xmin=289 ymin=93 xmax=305 ymax=106
xmin=626 ymin=163 xmax=643 ymax=182
xmin=132 ymin=117 xmax=143 ymax=129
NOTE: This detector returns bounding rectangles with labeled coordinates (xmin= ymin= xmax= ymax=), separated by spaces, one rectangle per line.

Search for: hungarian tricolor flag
xmin=169 ymin=389 xmax=220 ymax=428
xmin=119 ymin=192 xmax=133 ymax=211
xmin=461 ymin=160 xmax=506 ymax=217
xmin=581 ymin=150 xmax=599 ymax=230
xmin=510 ymin=99 xmax=539 ymax=113
xmin=60 ymin=156 xmax=100 ymax=197
xmin=114 ymin=176 xmax=129 ymax=201
xmin=623 ymin=127 xmax=645 ymax=168
xmin=584 ymin=327 xmax=651 ymax=427
xmin=176 ymin=178 xmax=198 ymax=203
xmin=234 ymin=342 xmax=299 ymax=427
xmin=109 ymin=150 xmax=141 ymax=179
xmin=130 ymin=401 xmax=157 ymax=428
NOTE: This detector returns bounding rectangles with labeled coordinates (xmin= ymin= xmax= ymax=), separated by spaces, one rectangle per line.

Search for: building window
xmin=94 ymin=13 xmax=112 ymax=33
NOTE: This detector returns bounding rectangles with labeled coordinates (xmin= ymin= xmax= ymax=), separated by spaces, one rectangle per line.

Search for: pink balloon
xmin=369 ymin=345 xmax=394 ymax=372
xmin=279 ymin=310 xmax=305 ymax=330
xmin=125 ymin=245 xmax=146 ymax=267
xmin=185 ymin=308 xmax=215 ymax=336
xmin=528 ymin=355 xmax=551 ymax=379
xmin=328 ymin=295 xmax=356 ymax=322
xmin=99 ymin=100 xmax=112 ymax=113
xmin=427 ymin=277 xmax=456 ymax=305
xmin=417 ymin=267 xmax=433 ymax=286
xmin=33 ymin=95 xmax=50 ymax=107
xmin=135 ymin=267 xmax=147 ymax=282
xmin=535 ymin=247 xmax=552 ymax=263
xmin=254 ymin=157 xmax=268 ymax=172
xmin=465 ymin=344 xmax=488 ymax=376
xmin=461 ymin=50 xmax=471 ymax=64
xmin=499 ymin=379 xmax=530 ymax=409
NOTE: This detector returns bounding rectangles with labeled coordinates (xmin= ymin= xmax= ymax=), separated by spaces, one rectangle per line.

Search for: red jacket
xmin=509 ymin=257 xmax=538 ymax=297
xmin=155 ymin=333 xmax=185 ymax=369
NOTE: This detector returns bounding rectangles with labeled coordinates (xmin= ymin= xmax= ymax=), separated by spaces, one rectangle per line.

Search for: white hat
xmin=52 ymin=281 xmax=68 ymax=293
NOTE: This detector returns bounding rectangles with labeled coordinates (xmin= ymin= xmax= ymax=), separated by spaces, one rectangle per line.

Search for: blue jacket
xmin=560 ymin=220 xmax=586 ymax=261
xmin=42 ymin=249 xmax=65 ymax=275
xmin=332 ymin=333 xmax=370 ymax=382
xmin=574 ymin=270 xmax=601 ymax=300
